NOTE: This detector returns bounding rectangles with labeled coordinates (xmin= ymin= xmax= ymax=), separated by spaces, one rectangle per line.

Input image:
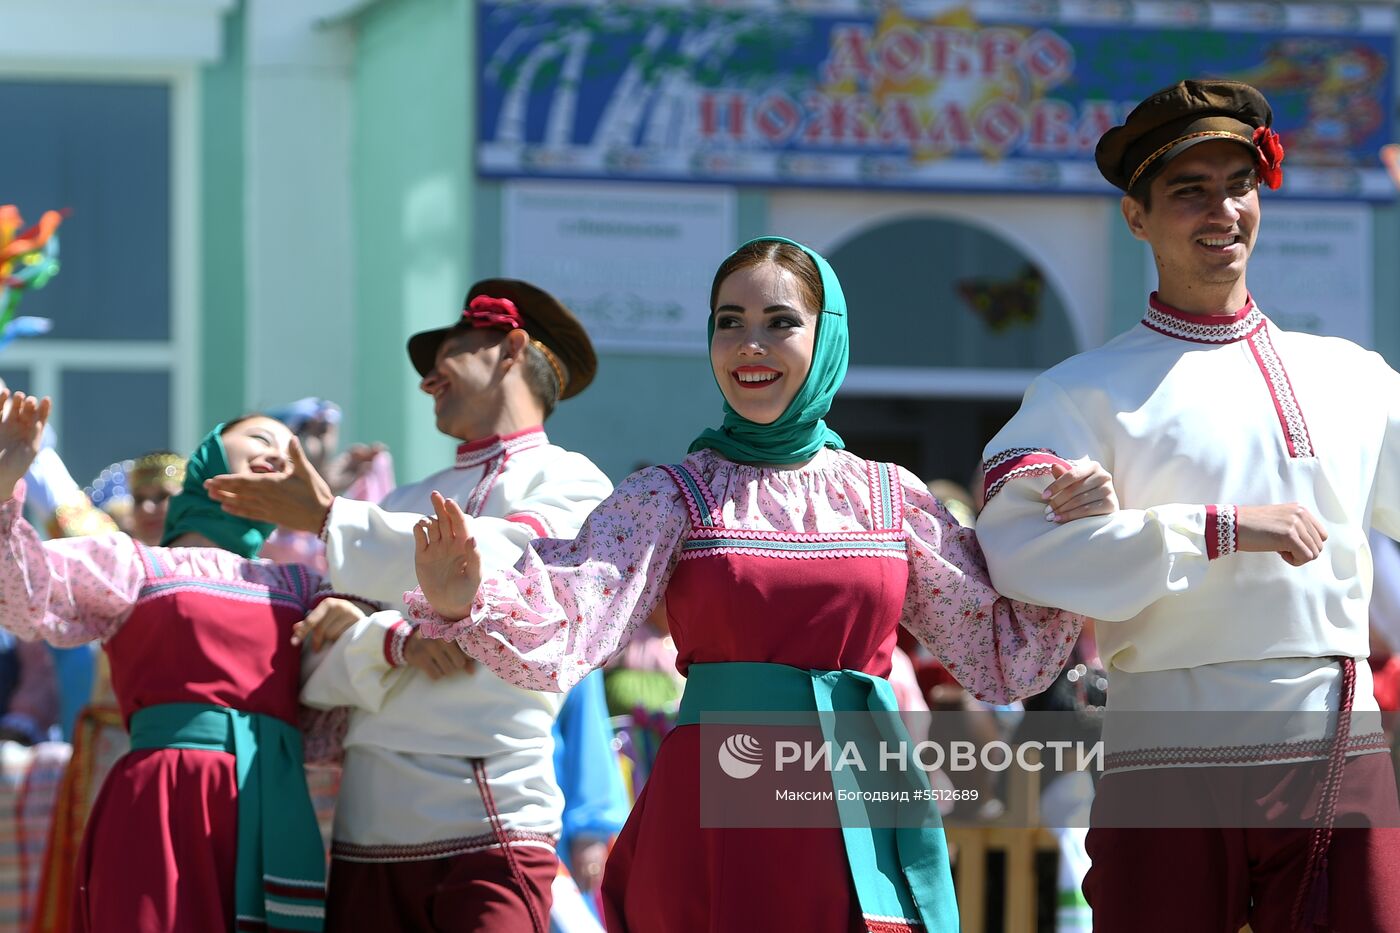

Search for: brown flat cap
xmin=407 ymin=278 xmax=597 ymax=399
xmin=1096 ymin=79 xmax=1278 ymax=192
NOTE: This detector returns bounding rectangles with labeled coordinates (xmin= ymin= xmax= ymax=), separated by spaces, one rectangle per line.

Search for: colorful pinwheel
xmin=0 ymin=205 xmax=65 ymax=349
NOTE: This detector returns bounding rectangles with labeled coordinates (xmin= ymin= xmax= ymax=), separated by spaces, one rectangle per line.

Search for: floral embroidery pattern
xmin=0 ymin=493 xmax=332 ymax=646
xmin=410 ymin=449 xmax=1082 ymax=704
xmin=660 ymin=463 xmax=719 ymax=527
xmin=464 ymin=455 xmax=506 ymax=516
xmin=453 ymin=430 xmax=556 ymax=516
xmin=982 ymin=448 xmax=1070 ymax=505
xmin=1105 ymin=731 xmax=1387 ymax=773
xmin=1142 ymin=303 xmax=1315 ymax=458
xmin=455 ymin=427 xmax=549 ymax=470
xmin=385 ymin=619 xmax=414 ymax=668
xmin=1206 ymin=504 xmax=1238 ymax=560
xmin=668 ymin=459 xmax=907 ymax=560
xmin=1248 ymin=325 xmax=1315 ymax=458
xmin=1142 ymin=303 xmax=1265 ymax=344
xmin=1220 ymin=505 xmax=1238 ymax=557
xmin=680 ymin=529 xmax=908 ymax=562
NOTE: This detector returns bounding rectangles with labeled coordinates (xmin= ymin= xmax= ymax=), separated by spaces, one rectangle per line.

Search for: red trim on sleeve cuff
xmin=1205 ymin=504 xmax=1238 ymax=560
xmin=384 ymin=619 xmax=414 ymax=668
xmin=981 ymin=449 xmax=1071 ymax=505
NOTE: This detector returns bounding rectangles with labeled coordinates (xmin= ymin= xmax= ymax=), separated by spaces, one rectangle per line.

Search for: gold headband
xmin=1127 ymin=130 xmax=1252 ymax=191
xmin=529 ymin=338 xmax=566 ymax=397
xmin=128 ymin=452 xmax=186 ymax=487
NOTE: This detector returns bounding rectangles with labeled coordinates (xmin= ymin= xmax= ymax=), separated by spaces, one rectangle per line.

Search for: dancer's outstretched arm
xmin=0 ymin=392 xmax=144 ymax=646
xmin=407 ymin=468 xmax=689 ymax=693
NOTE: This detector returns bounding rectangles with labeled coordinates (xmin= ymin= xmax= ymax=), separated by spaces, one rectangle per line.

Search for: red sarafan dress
xmin=408 ymin=448 xmax=1084 ymax=933
xmin=0 ymin=487 xmax=331 ymax=932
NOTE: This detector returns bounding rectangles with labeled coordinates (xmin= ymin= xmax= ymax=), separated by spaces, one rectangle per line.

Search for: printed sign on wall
xmin=1246 ymin=202 xmax=1373 ymax=343
xmin=502 ymin=181 xmax=735 ymax=352
xmin=478 ymin=1 xmax=1395 ymax=198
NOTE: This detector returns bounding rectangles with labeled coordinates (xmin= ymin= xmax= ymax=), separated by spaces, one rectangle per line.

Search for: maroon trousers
xmin=324 ymin=845 xmax=556 ymax=933
xmin=1083 ymin=752 xmax=1400 ymax=932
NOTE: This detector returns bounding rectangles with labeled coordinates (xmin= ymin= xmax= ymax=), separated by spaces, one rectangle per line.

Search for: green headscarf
xmin=690 ymin=235 xmax=848 ymax=465
xmin=161 ymin=424 xmax=276 ymax=558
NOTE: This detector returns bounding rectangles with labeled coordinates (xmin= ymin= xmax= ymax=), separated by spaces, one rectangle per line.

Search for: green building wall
xmin=348 ymin=0 xmax=475 ymax=483
xmin=347 ymin=0 xmax=769 ymax=484
xmin=200 ymin=2 xmax=247 ymax=431
xmin=226 ymin=0 xmax=1400 ymax=487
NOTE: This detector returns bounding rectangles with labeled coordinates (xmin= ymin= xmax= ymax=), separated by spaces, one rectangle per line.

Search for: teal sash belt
xmin=129 ymin=702 xmax=326 ymax=932
xmin=679 ymin=662 xmax=957 ymax=933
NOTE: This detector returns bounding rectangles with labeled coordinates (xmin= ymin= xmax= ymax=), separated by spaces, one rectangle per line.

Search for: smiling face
xmin=220 ymin=416 xmax=294 ymax=477
xmin=1123 ymin=139 xmax=1260 ymax=312
xmin=709 ymin=261 xmax=819 ymax=425
xmin=418 ymin=328 xmax=508 ymax=441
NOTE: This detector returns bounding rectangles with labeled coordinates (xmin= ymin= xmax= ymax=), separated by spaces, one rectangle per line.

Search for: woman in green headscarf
xmin=0 ymin=399 xmax=372 ymax=933
xmin=407 ymin=236 xmax=1119 ymax=933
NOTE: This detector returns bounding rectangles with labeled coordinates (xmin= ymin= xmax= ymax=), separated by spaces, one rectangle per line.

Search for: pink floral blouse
xmin=0 ymin=486 xmax=334 ymax=646
xmin=410 ymin=448 xmax=1083 ymax=703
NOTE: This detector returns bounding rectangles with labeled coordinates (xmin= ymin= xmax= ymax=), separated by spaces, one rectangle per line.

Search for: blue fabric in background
xmin=48 ymin=644 xmax=96 ymax=741
xmin=552 ymin=669 xmax=629 ymax=888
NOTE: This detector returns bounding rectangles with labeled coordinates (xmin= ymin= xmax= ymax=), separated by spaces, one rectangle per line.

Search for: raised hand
xmin=1235 ymin=503 xmax=1328 ymax=566
xmin=205 ymin=435 xmax=333 ymax=533
xmin=0 ymin=390 xmax=52 ymax=500
xmin=1042 ymin=458 xmax=1119 ymax=523
xmin=414 ymin=491 xmax=482 ymax=623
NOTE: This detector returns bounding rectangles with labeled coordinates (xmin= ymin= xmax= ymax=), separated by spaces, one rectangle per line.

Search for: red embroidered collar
xmin=455 ymin=426 xmax=548 ymax=469
xmin=1141 ymin=293 xmax=1265 ymax=344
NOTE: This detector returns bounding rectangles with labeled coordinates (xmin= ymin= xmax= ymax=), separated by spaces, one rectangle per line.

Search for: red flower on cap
xmin=1253 ymin=126 xmax=1284 ymax=190
xmin=464 ymin=295 xmax=523 ymax=331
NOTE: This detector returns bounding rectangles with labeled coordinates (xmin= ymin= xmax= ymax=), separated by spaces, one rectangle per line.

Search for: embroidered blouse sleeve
xmin=0 ymin=487 xmax=145 ymax=646
xmin=975 ymin=375 xmax=1225 ymax=623
xmin=899 ymin=468 xmax=1082 ymax=705
xmin=407 ymin=467 xmax=689 ymax=692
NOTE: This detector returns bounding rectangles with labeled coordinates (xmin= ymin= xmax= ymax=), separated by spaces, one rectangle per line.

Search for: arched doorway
xmin=824 ymin=215 xmax=1081 ymax=493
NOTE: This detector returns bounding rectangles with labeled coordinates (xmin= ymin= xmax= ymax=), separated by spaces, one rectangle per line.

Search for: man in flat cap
xmin=208 ymin=280 xmax=612 ymax=931
xmin=975 ymin=80 xmax=1400 ymax=930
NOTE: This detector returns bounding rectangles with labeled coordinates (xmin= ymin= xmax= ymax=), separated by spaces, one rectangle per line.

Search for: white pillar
xmin=242 ymin=0 xmax=358 ymax=412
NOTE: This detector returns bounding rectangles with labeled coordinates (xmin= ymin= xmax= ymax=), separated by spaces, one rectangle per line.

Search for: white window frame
xmin=0 ymin=60 xmax=202 ymax=455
